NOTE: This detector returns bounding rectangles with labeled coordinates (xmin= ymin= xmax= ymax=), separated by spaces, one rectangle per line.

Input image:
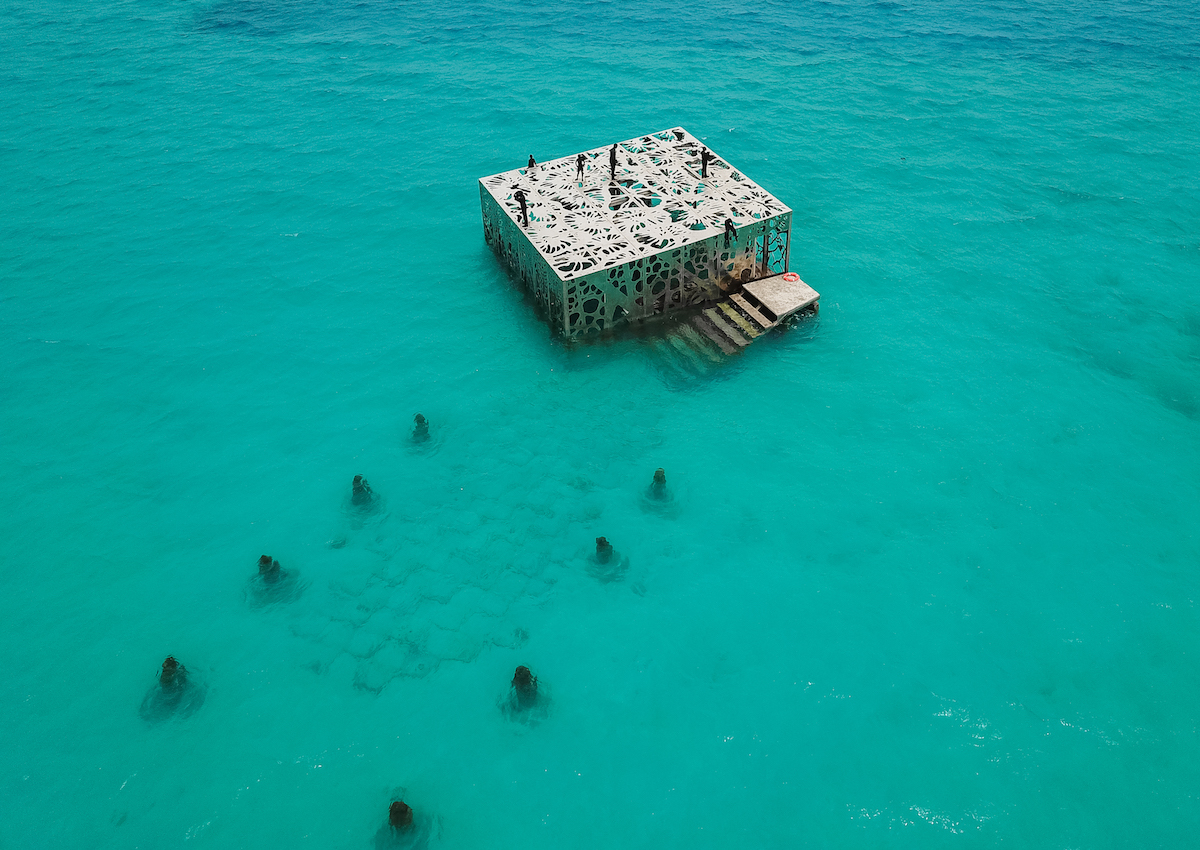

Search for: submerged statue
xmin=258 ymin=554 xmax=281 ymax=583
xmin=140 ymin=654 xmax=205 ymax=722
xmin=648 ymin=468 xmax=668 ymax=500
xmin=247 ymin=553 xmax=303 ymax=607
xmin=374 ymin=797 xmax=434 ymax=849
xmin=160 ymin=656 xmax=187 ymax=692
xmin=588 ymin=536 xmax=628 ymax=584
xmin=512 ymin=665 xmax=538 ymax=707
xmin=412 ymin=414 xmax=429 ymax=443
xmin=389 ymin=801 xmax=414 ymax=830
xmin=501 ymin=664 xmax=548 ymax=723
xmin=352 ymin=474 xmax=374 ymax=507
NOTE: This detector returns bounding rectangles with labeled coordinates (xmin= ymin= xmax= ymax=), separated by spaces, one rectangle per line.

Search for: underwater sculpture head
xmin=258 ymin=554 xmax=281 ymax=583
xmin=595 ymin=536 xmax=614 ymax=564
xmin=648 ymin=467 xmax=669 ymax=501
xmin=160 ymin=656 xmax=186 ymax=689
xmin=352 ymin=474 xmax=373 ymax=506
xmin=388 ymin=800 xmax=414 ymax=829
xmin=140 ymin=654 xmax=205 ymax=722
xmin=511 ymin=665 xmax=539 ymax=709
xmin=413 ymin=414 xmax=429 ymax=441
xmin=512 ymin=665 xmax=537 ymax=694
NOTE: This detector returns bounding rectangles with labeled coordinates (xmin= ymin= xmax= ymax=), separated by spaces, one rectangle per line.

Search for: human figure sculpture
xmin=140 ymin=653 xmax=206 ymax=723
xmin=512 ymin=665 xmax=538 ymax=708
xmin=258 ymin=554 xmax=281 ymax=583
xmin=513 ymin=189 xmax=529 ymax=226
xmin=595 ymin=536 xmax=614 ymax=565
xmin=701 ymin=146 xmax=714 ymax=177
xmin=576 ymin=153 xmax=586 ymax=179
xmin=609 ymin=144 xmax=618 ymax=181
xmin=649 ymin=468 xmax=668 ymax=500
xmin=352 ymin=474 xmax=374 ymax=506
xmin=160 ymin=656 xmax=187 ymax=692
xmin=527 ymin=154 xmax=536 ymax=170
xmin=389 ymin=800 xmax=414 ymax=830
xmin=724 ymin=218 xmax=737 ymax=248
xmin=412 ymin=413 xmax=429 ymax=443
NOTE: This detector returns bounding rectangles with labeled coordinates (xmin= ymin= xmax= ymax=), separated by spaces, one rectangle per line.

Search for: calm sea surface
xmin=3 ymin=0 xmax=1199 ymax=846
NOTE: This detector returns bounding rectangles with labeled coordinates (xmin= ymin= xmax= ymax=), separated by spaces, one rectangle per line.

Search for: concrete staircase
xmin=648 ymin=287 xmax=781 ymax=377
xmin=647 ymin=274 xmax=820 ymax=379
xmin=689 ymin=287 xmax=778 ymax=353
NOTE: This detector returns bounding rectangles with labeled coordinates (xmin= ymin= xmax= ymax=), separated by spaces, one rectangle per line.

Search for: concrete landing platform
xmin=742 ymin=273 xmax=820 ymax=322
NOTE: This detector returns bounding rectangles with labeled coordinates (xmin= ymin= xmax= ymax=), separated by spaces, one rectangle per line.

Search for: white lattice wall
xmin=480 ymin=127 xmax=792 ymax=336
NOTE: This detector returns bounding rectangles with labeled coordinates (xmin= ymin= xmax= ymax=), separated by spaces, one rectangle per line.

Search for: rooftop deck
xmin=479 ymin=128 xmax=792 ymax=282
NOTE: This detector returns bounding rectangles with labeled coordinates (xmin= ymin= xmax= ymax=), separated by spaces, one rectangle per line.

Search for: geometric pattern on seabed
xmin=479 ymin=127 xmax=793 ymax=336
xmin=293 ymin=512 xmax=564 ymax=695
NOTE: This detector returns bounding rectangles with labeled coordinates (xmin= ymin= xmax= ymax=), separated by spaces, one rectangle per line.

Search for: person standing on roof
xmin=576 ymin=153 xmax=586 ymax=180
xmin=609 ymin=144 xmax=618 ymax=181
xmin=701 ymin=147 xmax=714 ymax=178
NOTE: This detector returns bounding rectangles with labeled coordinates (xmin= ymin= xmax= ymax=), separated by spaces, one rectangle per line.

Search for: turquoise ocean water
xmin=3 ymin=0 xmax=1199 ymax=846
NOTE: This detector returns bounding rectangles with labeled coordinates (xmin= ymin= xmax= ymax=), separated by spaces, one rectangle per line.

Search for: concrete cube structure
xmin=479 ymin=128 xmax=792 ymax=337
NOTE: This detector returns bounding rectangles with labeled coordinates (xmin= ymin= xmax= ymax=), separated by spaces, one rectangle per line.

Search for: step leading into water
xmin=690 ymin=315 xmax=737 ymax=354
xmin=730 ymin=292 xmax=774 ymax=329
xmin=665 ymin=332 xmax=712 ymax=370
xmin=676 ymin=325 xmax=725 ymax=363
xmin=718 ymin=301 xmax=760 ymax=338
xmin=703 ymin=308 xmax=751 ymax=347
